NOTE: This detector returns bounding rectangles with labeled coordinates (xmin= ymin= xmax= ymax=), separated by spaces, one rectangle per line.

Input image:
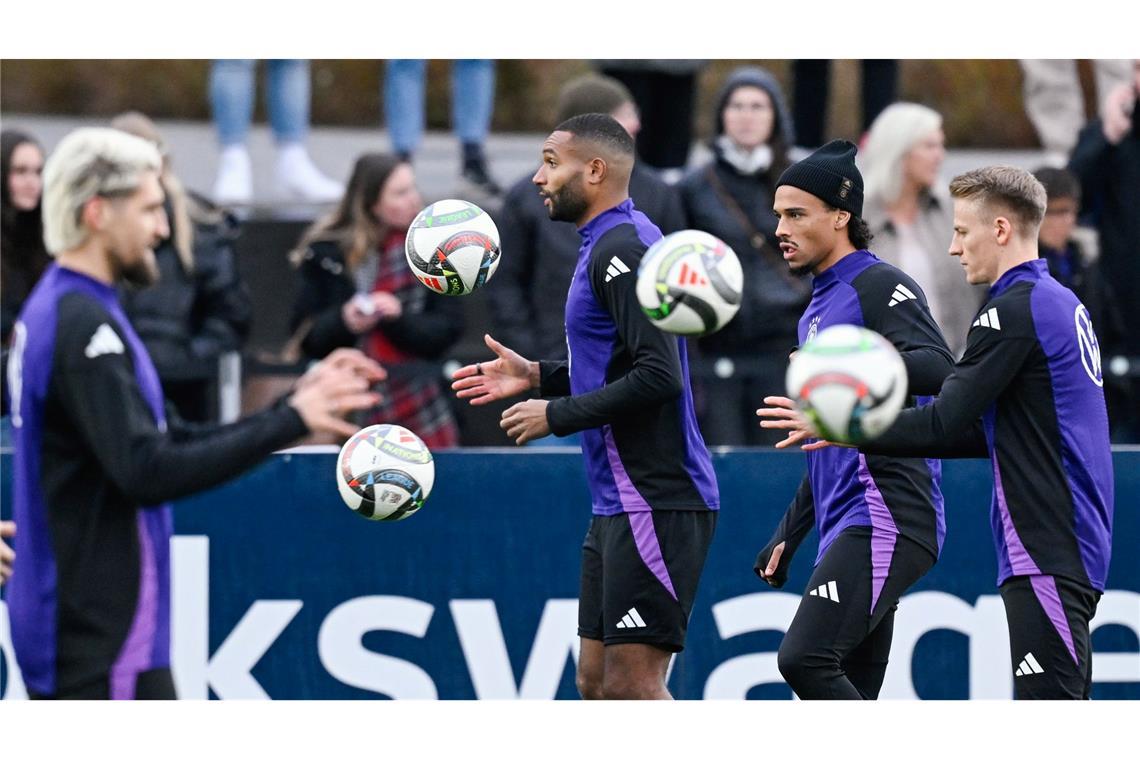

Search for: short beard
xmin=119 ymin=251 xmax=160 ymax=288
xmin=547 ymin=177 xmax=588 ymax=224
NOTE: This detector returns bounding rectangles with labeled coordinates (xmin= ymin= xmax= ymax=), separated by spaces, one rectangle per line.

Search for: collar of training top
xmin=577 ymin=198 xmax=635 ymax=243
xmin=990 ymin=258 xmax=1048 ymax=297
xmin=810 ymin=248 xmax=878 ymax=291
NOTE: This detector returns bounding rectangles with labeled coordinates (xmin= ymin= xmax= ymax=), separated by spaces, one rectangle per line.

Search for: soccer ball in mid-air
xmin=336 ymin=424 xmax=435 ymax=521
xmin=405 ymin=199 xmax=500 ymax=296
xmin=635 ymin=229 xmax=743 ymax=336
xmin=785 ymin=325 xmax=908 ymax=444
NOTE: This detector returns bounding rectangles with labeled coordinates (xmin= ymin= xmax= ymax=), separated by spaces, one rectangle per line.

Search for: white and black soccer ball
xmin=635 ymin=229 xmax=743 ymax=336
xmin=785 ymin=324 xmax=908 ymax=445
xmin=335 ymin=424 xmax=435 ymax=521
xmin=405 ymin=199 xmax=501 ymax=296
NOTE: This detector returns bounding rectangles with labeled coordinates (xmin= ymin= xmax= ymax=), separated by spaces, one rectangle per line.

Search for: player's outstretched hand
xmin=289 ymin=352 xmax=384 ymax=438
xmin=451 ymin=334 xmax=538 ymax=406
xmin=756 ymin=396 xmax=832 ymax=451
xmin=501 ymin=399 xmax=552 ymax=445
xmin=0 ymin=521 xmax=15 ymax=585
xmin=296 ymin=347 xmax=387 ymax=392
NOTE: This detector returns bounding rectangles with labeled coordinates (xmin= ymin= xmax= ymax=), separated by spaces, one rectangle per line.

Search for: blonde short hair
xmin=861 ymin=102 xmax=943 ymax=207
xmin=949 ymin=165 xmax=1048 ymax=238
xmin=42 ymin=127 xmax=162 ymax=254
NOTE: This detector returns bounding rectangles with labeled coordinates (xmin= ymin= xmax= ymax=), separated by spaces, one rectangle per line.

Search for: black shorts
xmin=1000 ymin=575 xmax=1101 ymax=700
xmin=578 ymin=510 xmax=716 ymax=653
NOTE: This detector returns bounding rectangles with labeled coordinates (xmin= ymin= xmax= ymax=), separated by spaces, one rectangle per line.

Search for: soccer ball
xmin=405 ymin=199 xmax=501 ymax=296
xmin=785 ymin=325 xmax=908 ymax=444
xmin=335 ymin=424 xmax=435 ymax=521
xmin=635 ymin=229 xmax=743 ymax=336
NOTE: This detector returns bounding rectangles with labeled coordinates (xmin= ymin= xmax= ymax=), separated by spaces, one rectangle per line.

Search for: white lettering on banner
xmin=172 ymin=535 xmax=208 ymax=698
xmin=0 ymin=601 xmax=28 ymax=699
xmin=450 ymin=599 xmax=580 ymax=699
xmin=880 ymin=592 xmax=1011 ymax=699
xmin=172 ymin=536 xmax=303 ymax=699
xmin=318 ymin=596 xmax=437 ymax=699
xmin=703 ymin=590 xmax=1140 ymax=700
xmin=1089 ymin=592 xmax=1140 ymax=683
xmin=704 ymin=592 xmax=801 ymax=699
xmin=3 ymin=540 xmax=1138 ymax=699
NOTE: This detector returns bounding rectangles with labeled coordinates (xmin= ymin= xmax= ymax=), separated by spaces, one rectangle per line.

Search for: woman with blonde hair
xmin=290 ymin=153 xmax=463 ymax=447
xmin=111 ymin=112 xmax=251 ymax=422
xmin=860 ymin=103 xmax=985 ymax=356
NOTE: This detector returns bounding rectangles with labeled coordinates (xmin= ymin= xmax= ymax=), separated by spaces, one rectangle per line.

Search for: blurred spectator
xmin=1033 ymin=168 xmax=1108 ymax=317
xmin=1069 ymin=59 xmax=1140 ymax=442
xmin=209 ymin=59 xmax=343 ymax=205
xmin=489 ymin=74 xmax=685 ymax=361
xmin=112 ymin=112 xmax=252 ymax=423
xmin=290 ymin=154 xmax=462 ymax=447
xmin=860 ymin=103 xmax=986 ymax=358
xmin=2 ymin=129 xmax=49 ymax=415
xmin=793 ymin=60 xmax=898 ymax=151
xmin=596 ymin=60 xmax=706 ymax=183
xmin=678 ymin=66 xmax=810 ymax=446
xmin=1020 ymin=59 xmax=1133 ymax=165
xmin=384 ymin=60 xmax=502 ymax=200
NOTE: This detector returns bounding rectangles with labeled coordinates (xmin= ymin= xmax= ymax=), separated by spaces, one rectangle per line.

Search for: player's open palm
xmin=451 ymin=334 xmax=537 ymax=405
xmin=289 ymin=360 xmax=383 ymax=438
xmin=757 ymin=395 xmax=833 ymax=451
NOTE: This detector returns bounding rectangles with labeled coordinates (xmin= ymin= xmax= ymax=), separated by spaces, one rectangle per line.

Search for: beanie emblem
xmin=838 ymin=178 xmax=853 ymax=200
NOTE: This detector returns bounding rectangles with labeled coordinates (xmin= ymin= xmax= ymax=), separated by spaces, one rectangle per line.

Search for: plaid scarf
xmin=363 ymin=231 xmax=458 ymax=448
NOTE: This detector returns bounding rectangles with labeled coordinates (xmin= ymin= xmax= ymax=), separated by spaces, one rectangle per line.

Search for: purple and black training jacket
xmin=7 ymin=264 xmax=305 ymax=697
xmin=541 ymin=199 xmax=719 ymax=516
xmin=866 ymin=258 xmax=1114 ymax=591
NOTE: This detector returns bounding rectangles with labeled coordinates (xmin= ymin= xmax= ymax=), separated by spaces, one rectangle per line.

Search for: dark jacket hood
xmin=713 ymin=66 xmax=795 ymax=146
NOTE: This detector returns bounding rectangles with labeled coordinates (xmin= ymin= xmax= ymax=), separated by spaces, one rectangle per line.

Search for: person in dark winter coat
xmin=1067 ymin=59 xmax=1139 ymax=441
xmin=291 ymin=153 xmax=463 ymax=447
xmin=2 ymin=129 xmax=50 ymax=416
xmin=489 ymin=74 xmax=685 ymax=361
xmin=112 ymin=113 xmax=252 ymax=423
xmin=678 ymin=66 xmax=811 ymax=445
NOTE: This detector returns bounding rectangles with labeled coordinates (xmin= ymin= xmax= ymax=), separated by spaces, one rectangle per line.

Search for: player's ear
xmin=80 ymin=196 xmax=109 ymax=233
xmin=586 ymin=157 xmax=608 ymax=186
xmin=834 ymin=210 xmax=850 ymax=230
xmin=993 ymin=215 xmax=1013 ymax=245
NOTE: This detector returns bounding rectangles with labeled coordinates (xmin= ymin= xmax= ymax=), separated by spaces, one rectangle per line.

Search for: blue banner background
xmin=2 ymin=448 xmax=1137 ymax=699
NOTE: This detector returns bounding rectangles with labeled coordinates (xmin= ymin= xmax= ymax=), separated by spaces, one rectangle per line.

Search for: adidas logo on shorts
xmin=1014 ymin=652 xmax=1045 ymax=677
xmin=615 ymin=607 xmax=647 ymax=629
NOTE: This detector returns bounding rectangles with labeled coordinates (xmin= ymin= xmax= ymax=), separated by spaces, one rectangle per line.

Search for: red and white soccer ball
xmin=335 ymin=424 xmax=435 ymax=521
xmin=785 ymin=324 xmax=908 ymax=444
xmin=635 ymin=229 xmax=743 ymax=336
xmin=405 ymin=199 xmax=501 ymax=296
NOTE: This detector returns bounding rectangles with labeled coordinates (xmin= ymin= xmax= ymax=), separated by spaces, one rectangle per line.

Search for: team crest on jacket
xmin=1075 ymin=304 xmax=1103 ymax=387
xmin=806 ymin=315 xmax=821 ymax=343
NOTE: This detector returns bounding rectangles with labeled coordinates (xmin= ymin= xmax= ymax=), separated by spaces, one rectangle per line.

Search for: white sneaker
xmin=212 ymin=145 xmax=253 ymax=206
xmin=275 ymin=143 xmax=343 ymax=203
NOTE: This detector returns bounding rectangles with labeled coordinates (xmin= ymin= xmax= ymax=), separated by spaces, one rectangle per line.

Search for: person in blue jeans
xmin=210 ymin=59 xmax=343 ymax=205
xmin=384 ymin=60 xmax=502 ymax=197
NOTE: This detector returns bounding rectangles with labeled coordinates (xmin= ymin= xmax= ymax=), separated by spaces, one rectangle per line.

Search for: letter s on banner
xmin=318 ymin=595 xmax=438 ymax=699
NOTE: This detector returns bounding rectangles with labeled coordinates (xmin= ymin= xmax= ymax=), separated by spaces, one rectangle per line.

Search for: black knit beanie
xmin=776 ymin=139 xmax=864 ymax=216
